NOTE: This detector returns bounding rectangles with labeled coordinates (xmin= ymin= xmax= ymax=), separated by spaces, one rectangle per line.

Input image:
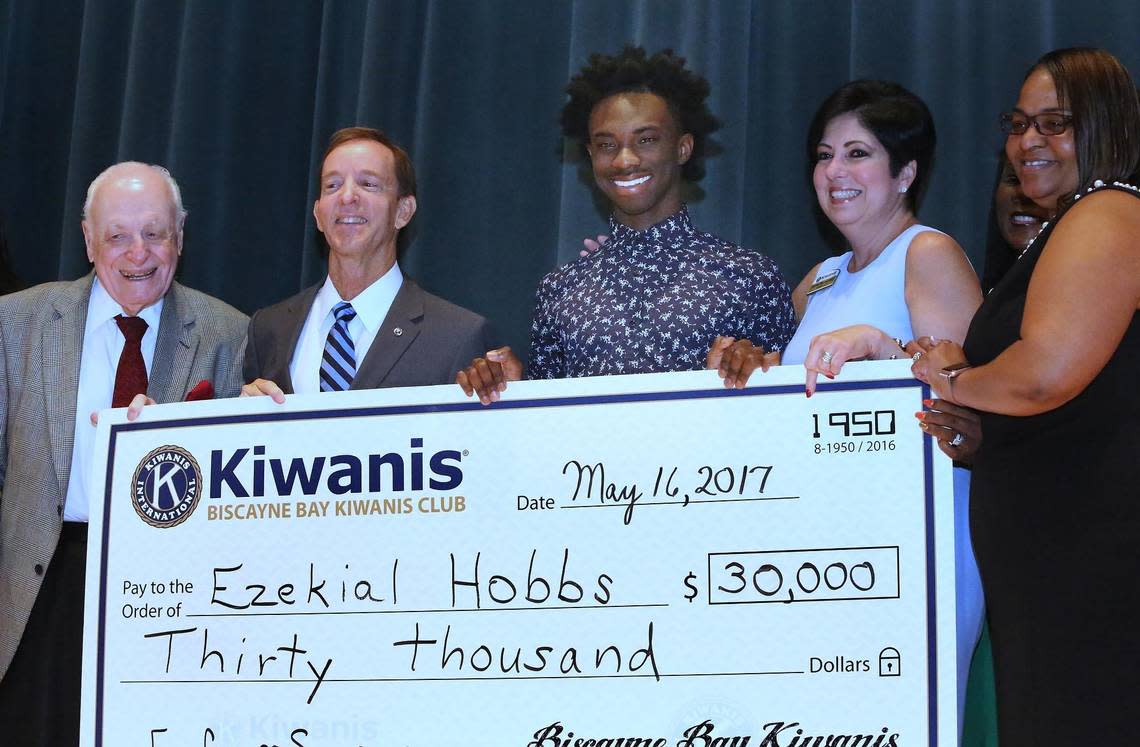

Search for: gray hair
xmin=81 ymin=162 xmax=188 ymax=221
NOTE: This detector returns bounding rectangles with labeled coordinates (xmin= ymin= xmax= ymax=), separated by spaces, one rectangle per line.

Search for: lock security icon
xmin=878 ymin=647 xmax=901 ymax=677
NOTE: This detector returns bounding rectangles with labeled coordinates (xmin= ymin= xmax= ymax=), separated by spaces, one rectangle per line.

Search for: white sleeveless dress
xmin=784 ymin=224 xmax=984 ymax=735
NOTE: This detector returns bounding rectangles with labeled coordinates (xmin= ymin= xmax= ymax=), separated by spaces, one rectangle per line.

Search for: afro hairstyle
xmin=561 ymin=45 xmax=720 ymax=182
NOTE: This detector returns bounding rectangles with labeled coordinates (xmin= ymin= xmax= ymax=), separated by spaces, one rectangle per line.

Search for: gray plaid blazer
xmin=0 ymin=274 xmax=248 ymax=678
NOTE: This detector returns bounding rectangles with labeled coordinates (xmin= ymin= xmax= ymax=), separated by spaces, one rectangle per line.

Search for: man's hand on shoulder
xmin=580 ymin=234 xmax=610 ymax=258
xmin=457 ymin=347 xmax=523 ymax=405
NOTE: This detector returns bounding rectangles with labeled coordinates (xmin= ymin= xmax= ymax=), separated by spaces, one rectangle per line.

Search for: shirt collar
xmin=607 ymin=205 xmax=695 ymax=244
xmin=316 ymin=262 xmax=404 ymax=331
xmin=88 ymin=276 xmax=164 ymax=333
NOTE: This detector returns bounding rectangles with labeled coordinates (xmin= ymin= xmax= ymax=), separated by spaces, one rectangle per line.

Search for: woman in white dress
xmin=707 ymin=80 xmax=983 ymax=734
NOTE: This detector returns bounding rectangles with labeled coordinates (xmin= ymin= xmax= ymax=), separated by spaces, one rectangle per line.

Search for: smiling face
xmin=1005 ymin=68 xmax=1079 ymax=212
xmin=313 ymin=139 xmax=416 ymax=272
xmin=812 ymin=112 xmax=915 ymax=237
xmin=994 ymin=159 xmax=1050 ymax=251
xmin=586 ymin=92 xmax=693 ymax=231
xmin=82 ymin=164 xmax=183 ymax=316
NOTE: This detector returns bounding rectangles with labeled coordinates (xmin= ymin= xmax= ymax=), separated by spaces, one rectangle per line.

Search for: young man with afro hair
xmin=458 ymin=46 xmax=795 ymax=401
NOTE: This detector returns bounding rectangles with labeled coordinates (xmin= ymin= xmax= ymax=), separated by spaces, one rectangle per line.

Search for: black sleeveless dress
xmin=963 ymin=182 xmax=1140 ymax=744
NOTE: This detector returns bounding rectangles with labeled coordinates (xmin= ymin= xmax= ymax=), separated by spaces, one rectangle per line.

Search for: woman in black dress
xmin=912 ymin=48 xmax=1140 ymax=744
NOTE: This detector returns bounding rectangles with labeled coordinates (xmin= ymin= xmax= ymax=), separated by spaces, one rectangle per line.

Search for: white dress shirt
xmin=289 ymin=264 xmax=403 ymax=394
xmin=64 ymin=278 xmax=163 ymax=522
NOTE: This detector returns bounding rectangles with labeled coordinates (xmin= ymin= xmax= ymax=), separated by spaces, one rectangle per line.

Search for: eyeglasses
xmin=999 ymin=112 xmax=1074 ymax=136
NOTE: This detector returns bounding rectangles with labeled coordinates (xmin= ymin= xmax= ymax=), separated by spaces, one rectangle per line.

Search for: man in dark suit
xmin=0 ymin=162 xmax=248 ymax=743
xmin=242 ymin=127 xmax=492 ymax=399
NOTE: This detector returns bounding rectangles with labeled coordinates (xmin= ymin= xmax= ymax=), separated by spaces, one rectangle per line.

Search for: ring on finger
xmin=911 ymin=351 xmax=923 ymax=362
xmin=821 ymin=350 xmax=834 ymax=365
xmin=949 ymin=432 xmax=965 ymax=447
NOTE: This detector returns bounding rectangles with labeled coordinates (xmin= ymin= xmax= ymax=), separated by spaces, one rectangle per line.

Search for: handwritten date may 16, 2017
xmin=532 ymin=461 xmax=776 ymax=524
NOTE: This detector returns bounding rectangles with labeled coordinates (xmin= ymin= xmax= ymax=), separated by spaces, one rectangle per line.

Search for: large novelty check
xmin=81 ymin=363 xmax=955 ymax=746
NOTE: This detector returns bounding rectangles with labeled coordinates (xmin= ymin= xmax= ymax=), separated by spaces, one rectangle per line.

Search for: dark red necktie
xmin=112 ymin=315 xmax=149 ymax=408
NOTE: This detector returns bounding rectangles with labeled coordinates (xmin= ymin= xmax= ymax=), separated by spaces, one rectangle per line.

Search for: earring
xmin=899 ymin=185 xmax=909 ymax=194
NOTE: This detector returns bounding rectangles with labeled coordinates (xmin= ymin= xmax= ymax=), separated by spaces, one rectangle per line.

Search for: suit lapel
xmin=272 ymin=285 xmax=319 ymax=394
xmin=43 ymin=276 xmax=92 ymax=496
xmin=351 ymin=280 xmax=423 ymax=389
xmin=148 ymin=282 xmax=197 ymax=403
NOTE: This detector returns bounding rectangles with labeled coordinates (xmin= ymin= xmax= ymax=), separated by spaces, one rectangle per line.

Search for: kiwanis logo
xmin=131 ymin=445 xmax=202 ymax=528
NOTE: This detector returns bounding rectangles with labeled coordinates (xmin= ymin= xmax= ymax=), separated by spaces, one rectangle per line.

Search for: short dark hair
xmin=322 ymin=126 xmax=417 ymax=198
xmin=560 ymin=45 xmax=720 ymax=182
xmin=806 ymin=80 xmax=936 ymax=211
xmin=1031 ymin=48 xmax=1140 ymax=204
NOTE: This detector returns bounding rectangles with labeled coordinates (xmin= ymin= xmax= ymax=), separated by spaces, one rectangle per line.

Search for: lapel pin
xmin=393 ymin=327 xmax=404 ymax=337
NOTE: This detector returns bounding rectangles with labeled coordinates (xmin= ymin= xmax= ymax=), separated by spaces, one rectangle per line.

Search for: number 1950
xmin=812 ymin=410 xmax=896 ymax=438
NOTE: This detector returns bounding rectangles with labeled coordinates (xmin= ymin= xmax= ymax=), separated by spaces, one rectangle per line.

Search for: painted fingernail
xmin=922 ymin=399 xmax=934 ymax=407
xmin=916 ymin=412 xmax=926 ymax=421
xmin=805 ymin=388 xmax=813 ymax=398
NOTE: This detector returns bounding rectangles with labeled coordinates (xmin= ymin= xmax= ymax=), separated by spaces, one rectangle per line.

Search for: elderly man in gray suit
xmin=242 ymin=127 xmax=493 ymax=401
xmin=0 ymin=161 xmax=247 ymax=743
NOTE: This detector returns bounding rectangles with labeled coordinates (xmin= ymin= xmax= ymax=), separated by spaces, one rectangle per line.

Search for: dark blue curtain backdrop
xmin=1 ymin=1 xmax=1138 ymax=358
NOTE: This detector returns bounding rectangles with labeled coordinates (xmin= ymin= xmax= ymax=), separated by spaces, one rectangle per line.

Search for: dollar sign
xmin=683 ymin=571 xmax=698 ymax=602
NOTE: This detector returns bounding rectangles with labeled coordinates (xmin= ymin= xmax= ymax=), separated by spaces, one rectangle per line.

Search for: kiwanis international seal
xmin=131 ymin=445 xmax=202 ymax=528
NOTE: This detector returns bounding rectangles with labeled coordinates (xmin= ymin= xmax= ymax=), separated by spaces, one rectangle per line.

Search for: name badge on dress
xmin=806 ymin=269 xmax=840 ymax=296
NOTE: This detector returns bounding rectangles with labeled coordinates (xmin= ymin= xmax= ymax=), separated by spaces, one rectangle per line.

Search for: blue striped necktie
xmin=319 ymin=301 xmax=358 ymax=392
